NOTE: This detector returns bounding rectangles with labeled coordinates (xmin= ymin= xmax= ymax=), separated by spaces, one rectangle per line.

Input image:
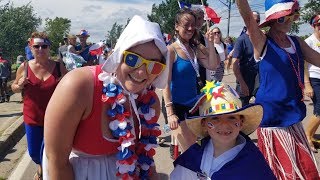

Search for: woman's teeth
xmin=130 ymin=74 xmax=144 ymax=83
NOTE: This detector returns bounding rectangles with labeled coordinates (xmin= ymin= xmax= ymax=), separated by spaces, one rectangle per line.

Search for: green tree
xmin=106 ymin=22 xmax=124 ymax=48
xmin=0 ymin=2 xmax=41 ymax=60
xmin=44 ymin=17 xmax=71 ymax=55
xmin=301 ymin=0 xmax=320 ymax=23
xmin=148 ymin=0 xmax=208 ymax=36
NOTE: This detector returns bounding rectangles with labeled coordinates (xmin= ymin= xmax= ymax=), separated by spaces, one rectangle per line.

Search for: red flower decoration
xmin=102 ymin=94 xmax=116 ymax=104
xmin=146 ymin=148 xmax=156 ymax=157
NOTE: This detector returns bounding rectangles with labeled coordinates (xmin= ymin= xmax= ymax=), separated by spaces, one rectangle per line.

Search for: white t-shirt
xmin=305 ymin=34 xmax=320 ymax=79
xmin=215 ymin=42 xmax=226 ymax=62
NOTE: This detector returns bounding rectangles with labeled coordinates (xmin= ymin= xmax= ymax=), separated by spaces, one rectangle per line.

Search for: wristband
xmin=165 ymin=101 xmax=173 ymax=107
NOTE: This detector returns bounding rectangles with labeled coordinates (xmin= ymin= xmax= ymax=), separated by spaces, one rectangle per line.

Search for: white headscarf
xmin=102 ymin=15 xmax=169 ymax=89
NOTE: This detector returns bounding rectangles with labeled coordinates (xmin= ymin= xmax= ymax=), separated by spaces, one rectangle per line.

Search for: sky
xmin=2 ymin=0 xmax=312 ymax=43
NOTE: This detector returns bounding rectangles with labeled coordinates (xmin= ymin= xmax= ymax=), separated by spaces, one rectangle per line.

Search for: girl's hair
xmin=175 ymin=8 xmax=199 ymax=48
xmin=225 ymin=36 xmax=233 ymax=44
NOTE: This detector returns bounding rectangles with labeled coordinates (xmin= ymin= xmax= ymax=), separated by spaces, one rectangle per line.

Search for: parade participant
xmin=42 ymin=15 xmax=169 ymax=180
xmin=170 ymin=81 xmax=275 ymax=179
xmin=75 ymin=29 xmax=95 ymax=66
xmin=163 ymin=8 xmax=219 ymax=156
xmin=236 ymin=0 xmax=320 ymax=178
xmin=11 ymin=32 xmax=67 ymax=180
xmin=232 ymin=11 xmax=260 ymax=106
xmin=304 ymin=14 xmax=320 ymax=153
xmin=206 ymin=27 xmax=226 ymax=82
xmin=0 ymin=52 xmax=11 ymax=103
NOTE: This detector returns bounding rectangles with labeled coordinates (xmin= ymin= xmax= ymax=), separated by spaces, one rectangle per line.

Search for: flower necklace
xmin=98 ymin=72 xmax=161 ymax=180
xmin=279 ymin=36 xmax=304 ymax=101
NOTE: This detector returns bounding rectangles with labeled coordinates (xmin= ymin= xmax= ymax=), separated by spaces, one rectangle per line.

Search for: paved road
xmin=2 ymin=73 xmax=320 ymax=179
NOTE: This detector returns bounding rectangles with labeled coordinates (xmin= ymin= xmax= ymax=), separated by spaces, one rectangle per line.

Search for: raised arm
xmin=44 ymin=68 xmax=93 ymax=180
xmin=236 ymin=0 xmax=266 ymax=60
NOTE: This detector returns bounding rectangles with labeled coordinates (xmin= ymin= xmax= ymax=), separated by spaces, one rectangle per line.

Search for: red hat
xmin=259 ymin=0 xmax=300 ymax=28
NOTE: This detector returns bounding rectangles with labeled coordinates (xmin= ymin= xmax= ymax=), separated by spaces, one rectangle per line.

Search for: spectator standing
xmin=58 ymin=36 xmax=68 ymax=60
xmin=75 ymin=29 xmax=95 ymax=66
xmin=11 ymin=32 xmax=67 ymax=180
xmin=224 ymin=36 xmax=234 ymax=75
xmin=304 ymin=14 xmax=320 ymax=152
xmin=25 ymin=38 xmax=34 ymax=61
xmin=206 ymin=27 xmax=226 ymax=82
xmin=163 ymin=8 xmax=219 ymax=158
xmin=232 ymin=11 xmax=260 ymax=106
xmin=0 ymin=52 xmax=11 ymax=103
xmin=16 ymin=55 xmax=24 ymax=68
xmin=236 ymin=0 xmax=320 ymax=179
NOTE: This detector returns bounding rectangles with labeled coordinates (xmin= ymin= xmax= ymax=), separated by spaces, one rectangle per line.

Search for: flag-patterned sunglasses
xmin=123 ymin=51 xmax=166 ymax=75
xmin=277 ymin=11 xmax=300 ymax=24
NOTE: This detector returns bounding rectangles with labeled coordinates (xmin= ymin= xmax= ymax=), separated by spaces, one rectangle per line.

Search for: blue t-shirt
xmin=25 ymin=46 xmax=34 ymax=60
xmin=226 ymin=44 xmax=234 ymax=54
xmin=233 ymin=33 xmax=258 ymax=72
xmin=170 ymin=54 xmax=197 ymax=107
xmin=75 ymin=44 xmax=95 ymax=62
xmin=256 ymin=36 xmax=306 ymax=127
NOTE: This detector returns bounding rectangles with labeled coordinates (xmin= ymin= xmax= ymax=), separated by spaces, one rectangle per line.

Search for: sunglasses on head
xmin=33 ymin=45 xmax=49 ymax=49
xmin=277 ymin=11 xmax=300 ymax=24
xmin=123 ymin=51 xmax=166 ymax=75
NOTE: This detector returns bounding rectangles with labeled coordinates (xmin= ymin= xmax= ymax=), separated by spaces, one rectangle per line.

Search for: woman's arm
xmin=235 ymin=0 xmax=266 ymax=60
xmin=11 ymin=62 xmax=27 ymax=93
xmin=196 ymin=30 xmax=220 ymax=70
xmin=304 ymin=61 xmax=314 ymax=98
xmin=298 ymin=37 xmax=320 ymax=68
xmin=44 ymin=68 xmax=94 ymax=180
xmin=162 ymin=45 xmax=179 ymax=130
xmin=69 ymin=45 xmax=83 ymax=55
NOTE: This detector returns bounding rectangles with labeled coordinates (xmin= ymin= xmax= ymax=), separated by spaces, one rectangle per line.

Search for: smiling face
xmin=175 ymin=13 xmax=196 ymax=42
xmin=203 ymin=114 xmax=243 ymax=147
xmin=116 ymin=41 xmax=164 ymax=94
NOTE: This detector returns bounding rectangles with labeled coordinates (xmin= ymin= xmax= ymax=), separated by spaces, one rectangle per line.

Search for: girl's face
xmin=116 ymin=41 xmax=165 ymax=94
xmin=203 ymin=114 xmax=243 ymax=146
xmin=69 ymin=38 xmax=76 ymax=45
xmin=175 ymin=14 xmax=196 ymax=41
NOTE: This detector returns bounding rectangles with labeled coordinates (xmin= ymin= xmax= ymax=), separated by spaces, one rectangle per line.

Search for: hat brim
xmin=259 ymin=3 xmax=300 ymax=28
xmin=186 ymin=103 xmax=263 ymax=138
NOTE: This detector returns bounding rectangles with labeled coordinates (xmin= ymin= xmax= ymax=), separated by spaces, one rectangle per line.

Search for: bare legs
xmin=306 ymin=115 xmax=320 ymax=152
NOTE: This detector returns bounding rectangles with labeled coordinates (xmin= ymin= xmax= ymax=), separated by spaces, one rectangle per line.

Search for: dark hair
xmin=309 ymin=13 xmax=320 ymax=25
xmin=175 ymin=8 xmax=199 ymax=48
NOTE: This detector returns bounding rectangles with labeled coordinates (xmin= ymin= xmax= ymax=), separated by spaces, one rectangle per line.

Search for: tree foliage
xmin=301 ymin=0 xmax=320 ymax=23
xmin=106 ymin=22 xmax=124 ymax=48
xmin=44 ymin=17 xmax=71 ymax=55
xmin=0 ymin=2 xmax=41 ymax=60
xmin=148 ymin=0 xmax=207 ymax=36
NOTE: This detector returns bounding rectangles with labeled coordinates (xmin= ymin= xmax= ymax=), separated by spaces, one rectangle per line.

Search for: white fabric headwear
xmin=102 ymin=15 xmax=169 ymax=89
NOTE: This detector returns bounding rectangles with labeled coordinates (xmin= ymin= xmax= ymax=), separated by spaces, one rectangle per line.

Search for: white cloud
xmin=3 ymin=0 xmax=313 ymax=43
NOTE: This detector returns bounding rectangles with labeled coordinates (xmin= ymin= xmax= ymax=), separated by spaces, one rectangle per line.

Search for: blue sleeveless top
xmin=171 ymin=54 xmax=197 ymax=107
xmin=256 ymin=36 xmax=306 ymax=127
xmin=174 ymin=135 xmax=276 ymax=179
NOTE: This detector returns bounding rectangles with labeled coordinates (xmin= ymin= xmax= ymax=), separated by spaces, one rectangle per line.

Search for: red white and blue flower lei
xmin=98 ymin=72 xmax=161 ymax=180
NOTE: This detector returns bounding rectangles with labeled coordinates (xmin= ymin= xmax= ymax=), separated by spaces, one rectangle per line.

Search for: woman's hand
xmin=304 ymin=82 xmax=314 ymax=98
xmin=205 ymin=29 xmax=215 ymax=43
xmin=168 ymin=114 xmax=179 ymax=130
xmin=17 ymin=76 xmax=28 ymax=89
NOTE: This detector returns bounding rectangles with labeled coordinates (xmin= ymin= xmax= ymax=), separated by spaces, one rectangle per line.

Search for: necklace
xmin=279 ymin=36 xmax=305 ymax=101
xmin=99 ymin=72 xmax=161 ymax=179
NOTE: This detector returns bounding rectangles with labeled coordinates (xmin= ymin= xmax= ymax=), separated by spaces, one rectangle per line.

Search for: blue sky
xmin=3 ymin=0 xmax=312 ymax=43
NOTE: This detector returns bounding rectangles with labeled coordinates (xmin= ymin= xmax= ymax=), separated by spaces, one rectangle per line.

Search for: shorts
xmin=173 ymin=103 xmax=199 ymax=123
xmin=310 ymin=78 xmax=320 ymax=116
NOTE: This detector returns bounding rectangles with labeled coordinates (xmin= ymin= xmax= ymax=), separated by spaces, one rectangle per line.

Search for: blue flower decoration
xmin=117 ymin=147 xmax=133 ymax=160
xmin=137 ymin=155 xmax=153 ymax=165
xmin=107 ymin=109 xmax=117 ymax=117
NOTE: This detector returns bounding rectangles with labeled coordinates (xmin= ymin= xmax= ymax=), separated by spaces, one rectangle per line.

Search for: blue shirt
xmin=75 ymin=44 xmax=95 ymax=62
xmin=256 ymin=36 xmax=306 ymax=127
xmin=25 ymin=46 xmax=34 ymax=60
xmin=170 ymin=54 xmax=197 ymax=107
xmin=173 ymin=135 xmax=276 ymax=180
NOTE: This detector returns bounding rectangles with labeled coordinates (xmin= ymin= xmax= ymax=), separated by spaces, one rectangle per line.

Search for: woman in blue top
xmin=163 ymin=8 xmax=219 ymax=158
xmin=236 ymin=0 xmax=320 ymax=179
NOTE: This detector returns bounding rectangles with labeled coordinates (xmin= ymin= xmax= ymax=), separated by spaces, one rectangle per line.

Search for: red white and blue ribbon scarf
xmin=99 ymin=72 xmax=161 ymax=180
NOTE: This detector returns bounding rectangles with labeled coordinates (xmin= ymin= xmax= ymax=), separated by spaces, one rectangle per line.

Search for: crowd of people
xmin=0 ymin=0 xmax=319 ymax=179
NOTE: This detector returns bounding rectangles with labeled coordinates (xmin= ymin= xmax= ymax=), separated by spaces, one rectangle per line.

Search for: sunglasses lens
xmin=125 ymin=53 xmax=141 ymax=68
xmin=148 ymin=62 xmax=164 ymax=75
xmin=41 ymin=45 xmax=48 ymax=49
xmin=33 ymin=45 xmax=40 ymax=49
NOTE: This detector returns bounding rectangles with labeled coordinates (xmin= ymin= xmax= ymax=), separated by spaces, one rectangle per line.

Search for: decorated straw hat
xmin=186 ymin=81 xmax=263 ymax=138
xmin=259 ymin=0 xmax=300 ymax=28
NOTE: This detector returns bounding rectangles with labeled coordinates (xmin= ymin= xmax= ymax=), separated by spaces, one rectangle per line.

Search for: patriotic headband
xmin=29 ymin=38 xmax=51 ymax=46
xmin=311 ymin=15 xmax=320 ymax=26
